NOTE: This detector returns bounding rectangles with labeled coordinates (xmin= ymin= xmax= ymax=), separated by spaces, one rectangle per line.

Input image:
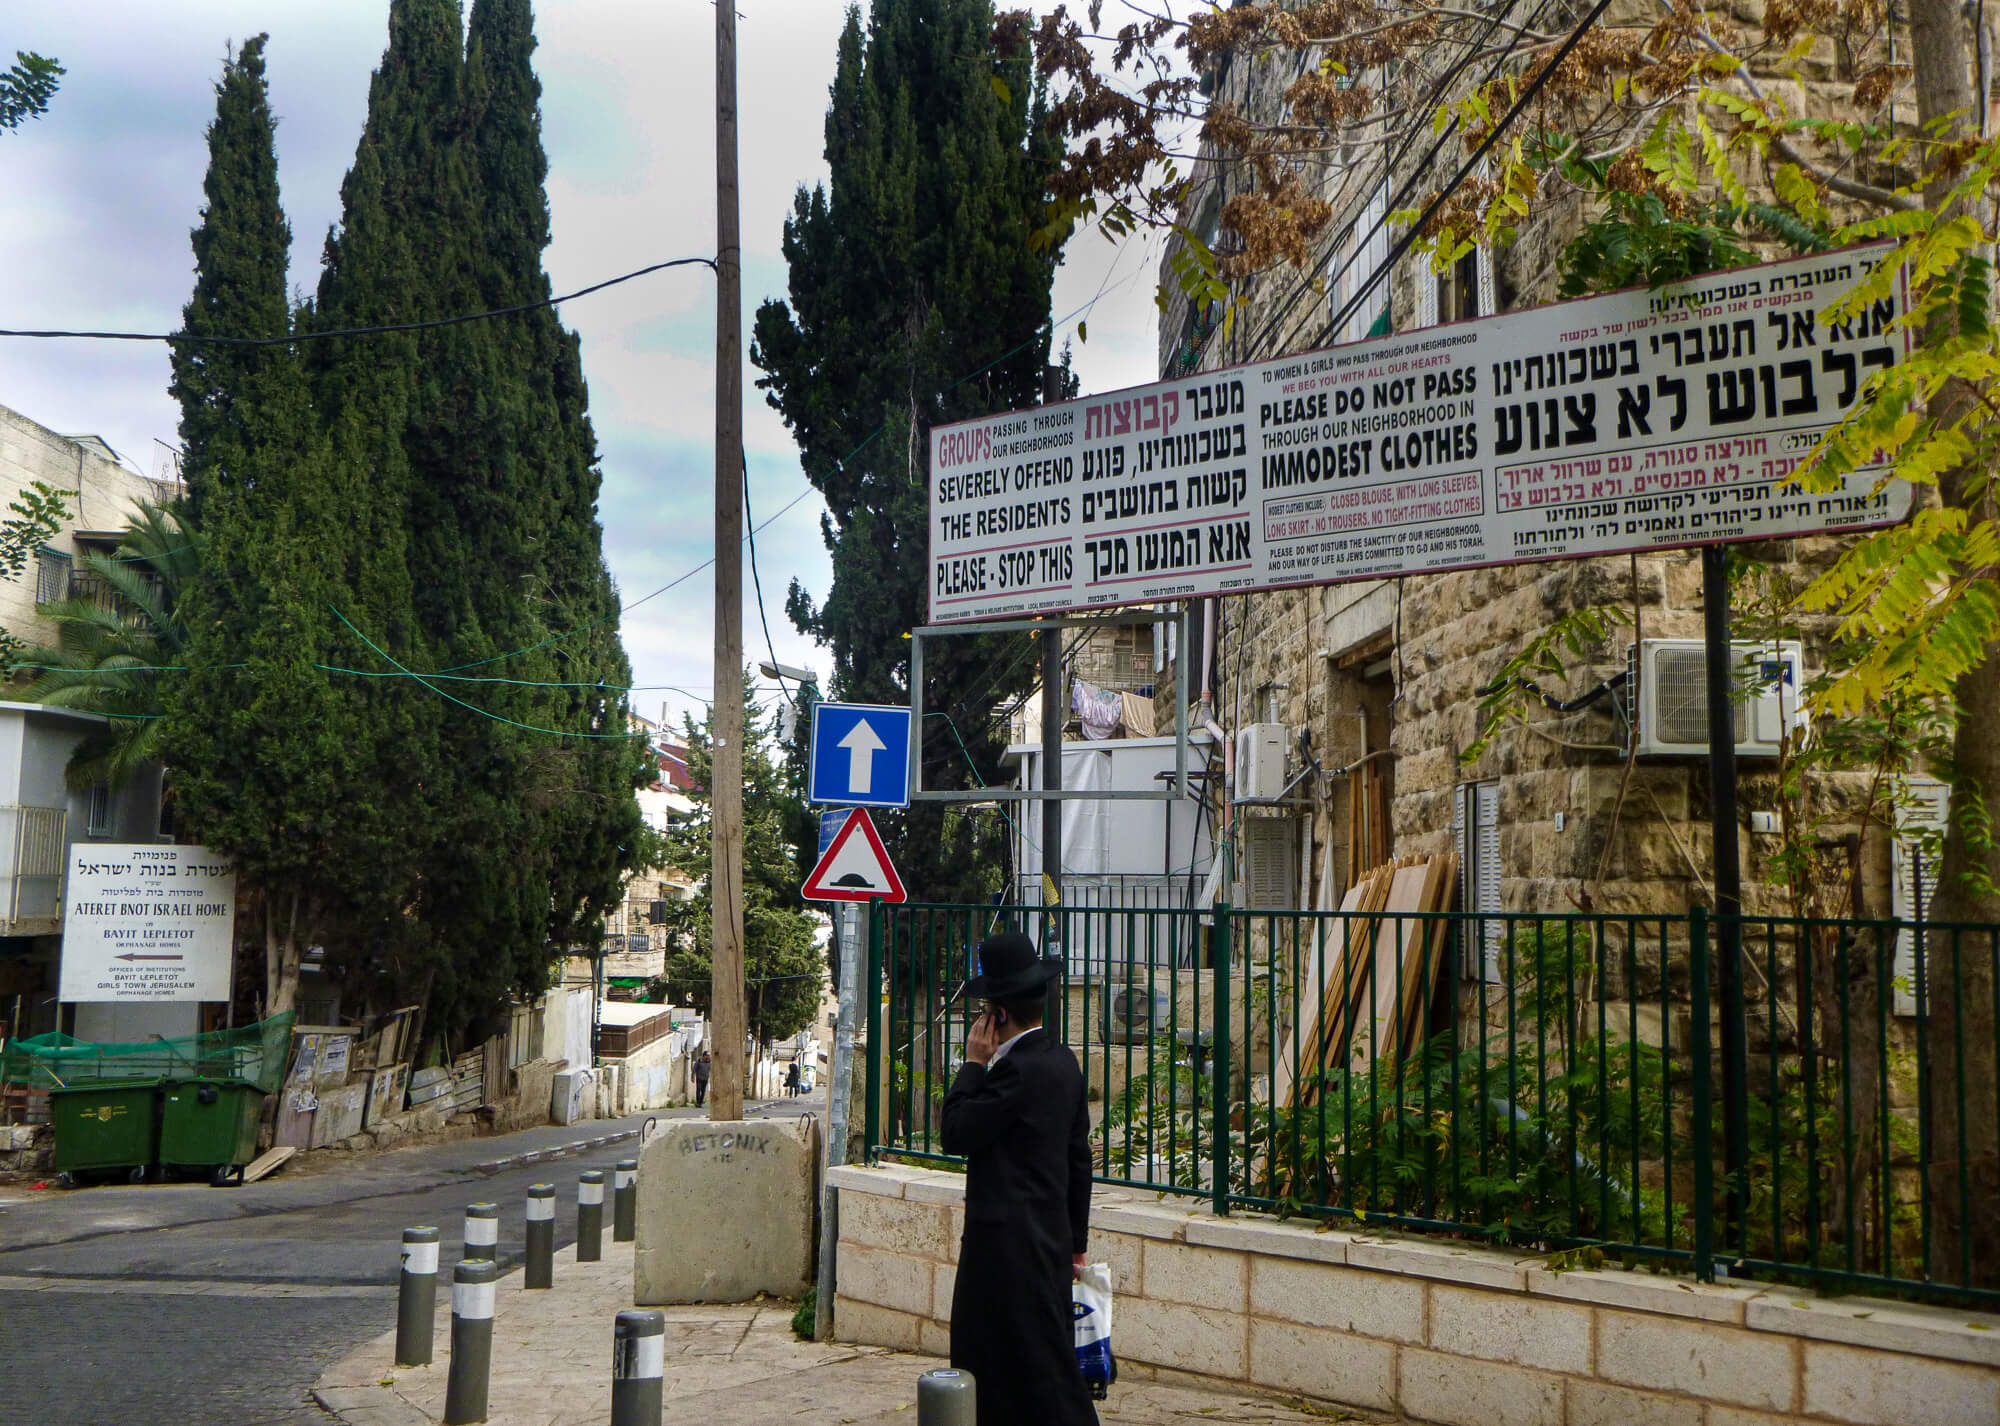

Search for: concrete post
xmin=463 ymin=1201 xmax=499 ymax=1262
xmin=396 ymin=1226 xmax=439 ymax=1367
xmin=917 ymin=1368 xmax=976 ymax=1426
xmin=525 ymin=1183 xmax=555 ymax=1289
xmin=612 ymin=1159 xmax=638 ymax=1242
xmin=577 ymin=1169 xmax=604 ymax=1263
xmin=610 ymin=1309 xmax=666 ymax=1426
xmin=443 ymin=1258 xmax=498 ymax=1425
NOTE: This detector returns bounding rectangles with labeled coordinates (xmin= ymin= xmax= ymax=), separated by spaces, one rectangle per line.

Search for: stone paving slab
xmin=313 ymin=1239 xmax=1384 ymax=1426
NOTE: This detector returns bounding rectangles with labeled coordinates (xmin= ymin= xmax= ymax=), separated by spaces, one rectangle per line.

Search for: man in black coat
xmin=941 ymin=931 xmax=1098 ymax=1426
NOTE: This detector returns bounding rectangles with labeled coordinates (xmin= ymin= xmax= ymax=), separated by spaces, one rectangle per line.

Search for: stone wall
xmin=829 ymin=1162 xmax=2000 ymax=1425
xmin=1159 ymin=3 xmax=1909 ymax=932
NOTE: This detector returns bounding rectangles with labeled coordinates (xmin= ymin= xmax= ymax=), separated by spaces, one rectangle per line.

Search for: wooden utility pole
xmin=1905 ymin=0 xmax=1999 ymax=1288
xmin=709 ymin=0 xmax=746 ymax=1122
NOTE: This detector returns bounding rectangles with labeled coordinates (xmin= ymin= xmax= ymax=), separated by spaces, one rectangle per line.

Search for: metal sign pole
xmin=813 ymin=899 xmax=863 ymax=1341
xmin=1700 ymin=544 xmax=1749 ymax=1257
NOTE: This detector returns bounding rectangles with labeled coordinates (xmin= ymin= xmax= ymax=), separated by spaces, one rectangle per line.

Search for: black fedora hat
xmin=962 ymin=931 xmax=1062 ymax=1001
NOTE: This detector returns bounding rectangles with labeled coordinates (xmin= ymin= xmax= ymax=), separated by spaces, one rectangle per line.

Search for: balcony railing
xmin=67 ymin=565 xmax=163 ymax=620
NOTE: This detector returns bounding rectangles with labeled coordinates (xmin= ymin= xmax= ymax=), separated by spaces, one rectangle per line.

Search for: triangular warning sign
xmin=801 ymin=808 xmax=907 ymax=903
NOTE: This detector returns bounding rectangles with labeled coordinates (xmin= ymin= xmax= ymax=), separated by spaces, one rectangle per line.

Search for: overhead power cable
xmin=1238 ymin=0 xmax=1541 ymax=362
xmin=744 ymin=453 xmax=800 ymax=713
xmin=1317 ymin=0 xmax=1616 ymax=347
xmin=434 ymin=258 xmax=1147 ymax=678
xmin=0 ymin=257 xmax=718 ymax=345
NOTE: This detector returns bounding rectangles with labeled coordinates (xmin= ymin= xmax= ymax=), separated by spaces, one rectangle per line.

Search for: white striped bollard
xmin=463 ymin=1201 xmax=499 ymax=1262
xmin=396 ymin=1226 xmax=439 ymax=1367
xmin=577 ymin=1170 xmax=604 ymax=1262
xmin=917 ymin=1368 xmax=976 ymax=1426
xmin=443 ymin=1257 xmax=497 ymax=1425
xmin=525 ymin=1182 xmax=555 ymax=1289
xmin=612 ymin=1158 xmax=637 ymax=1241
xmin=610 ymin=1309 xmax=665 ymax=1426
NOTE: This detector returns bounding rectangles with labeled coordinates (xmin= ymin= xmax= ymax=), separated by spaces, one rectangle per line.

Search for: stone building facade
xmin=1153 ymin=0 xmax=1915 ymax=941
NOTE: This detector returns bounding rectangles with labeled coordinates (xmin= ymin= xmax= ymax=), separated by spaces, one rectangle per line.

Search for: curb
xmin=473 ymin=1126 xmax=643 ymax=1176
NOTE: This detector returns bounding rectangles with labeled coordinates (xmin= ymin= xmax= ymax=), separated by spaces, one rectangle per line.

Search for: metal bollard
xmin=577 ymin=1170 xmax=605 ymax=1263
xmin=609 ymin=1309 xmax=666 ymax=1426
xmin=463 ymin=1201 xmax=499 ymax=1262
xmin=396 ymin=1226 xmax=440 ymax=1367
xmin=917 ymin=1368 xmax=976 ymax=1426
xmin=612 ymin=1158 xmax=638 ymax=1242
xmin=443 ymin=1257 xmax=497 ymax=1424
xmin=525 ymin=1182 xmax=555 ymax=1289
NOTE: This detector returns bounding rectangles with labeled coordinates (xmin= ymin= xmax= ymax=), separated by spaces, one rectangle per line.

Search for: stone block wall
xmin=1159 ymin=0 xmax=1911 ymax=930
xmin=829 ymin=1162 xmax=2000 ymax=1425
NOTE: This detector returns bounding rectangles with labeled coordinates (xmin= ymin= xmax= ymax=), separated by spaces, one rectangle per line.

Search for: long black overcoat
xmin=941 ymin=1029 xmax=1098 ymax=1426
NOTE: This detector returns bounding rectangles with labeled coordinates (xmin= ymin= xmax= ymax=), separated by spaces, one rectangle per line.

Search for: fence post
xmin=1689 ymin=904 xmax=1715 ymax=1283
xmin=917 ymin=1368 xmax=977 ymax=1425
xmin=577 ymin=1170 xmax=604 ymax=1263
xmin=443 ymin=1257 xmax=497 ymax=1425
xmin=395 ymin=1226 xmax=439 ymax=1368
xmin=1211 ymin=902 xmax=1232 ymax=1218
xmin=610 ymin=1309 xmax=666 ymax=1426
xmin=525 ymin=1183 xmax=555 ymax=1289
xmin=462 ymin=1201 xmax=499 ymax=1262
xmin=612 ymin=1158 xmax=638 ymax=1242
xmin=865 ymin=896 xmax=883 ymax=1161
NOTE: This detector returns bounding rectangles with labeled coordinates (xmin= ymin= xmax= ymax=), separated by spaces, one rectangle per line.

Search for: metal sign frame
xmin=908 ymin=606 xmax=1192 ymax=802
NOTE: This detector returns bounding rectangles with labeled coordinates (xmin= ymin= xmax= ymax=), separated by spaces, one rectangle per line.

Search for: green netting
xmin=1 ymin=1012 xmax=295 ymax=1094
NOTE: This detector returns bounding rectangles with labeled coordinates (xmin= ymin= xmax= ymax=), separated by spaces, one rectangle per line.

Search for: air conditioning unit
xmin=1629 ymin=639 xmax=1805 ymax=758
xmin=1100 ymin=983 xmax=1170 ymax=1044
xmin=1235 ymin=722 xmax=1289 ymax=801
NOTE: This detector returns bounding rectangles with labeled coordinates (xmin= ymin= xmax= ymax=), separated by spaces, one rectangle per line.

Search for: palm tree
xmin=12 ymin=499 xmax=204 ymax=790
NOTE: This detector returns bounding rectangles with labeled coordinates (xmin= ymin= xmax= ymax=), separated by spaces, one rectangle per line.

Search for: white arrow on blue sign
xmin=808 ymin=702 xmax=914 ymax=809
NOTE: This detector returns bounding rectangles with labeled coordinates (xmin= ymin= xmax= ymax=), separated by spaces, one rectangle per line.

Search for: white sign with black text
xmin=58 ymin=844 xmax=237 ymax=1002
xmin=928 ymin=245 xmax=1911 ymax=623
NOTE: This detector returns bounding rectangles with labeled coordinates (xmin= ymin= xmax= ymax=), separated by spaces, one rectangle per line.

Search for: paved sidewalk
xmin=313 ymin=1239 xmax=1379 ymax=1426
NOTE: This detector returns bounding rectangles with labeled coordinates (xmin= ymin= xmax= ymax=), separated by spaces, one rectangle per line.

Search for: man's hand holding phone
xmin=966 ymin=1008 xmax=1001 ymax=1066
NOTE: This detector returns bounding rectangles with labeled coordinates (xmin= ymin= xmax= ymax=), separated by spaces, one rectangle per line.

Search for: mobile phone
xmin=993 ymin=1006 xmax=1008 ymax=1027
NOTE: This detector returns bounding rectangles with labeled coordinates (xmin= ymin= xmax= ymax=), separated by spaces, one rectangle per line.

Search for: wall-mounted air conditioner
xmin=1100 ymin=984 xmax=1170 ymax=1045
xmin=1235 ymin=722 xmax=1289 ymax=801
xmin=1629 ymin=639 xmax=1805 ymax=759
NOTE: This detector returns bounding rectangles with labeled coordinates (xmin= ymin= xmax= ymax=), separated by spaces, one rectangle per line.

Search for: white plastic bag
xmin=1072 ymin=1262 xmax=1116 ymax=1399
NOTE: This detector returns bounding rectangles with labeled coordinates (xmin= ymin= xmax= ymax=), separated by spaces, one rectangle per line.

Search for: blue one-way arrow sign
xmin=808 ymin=702 xmax=913 ymax=809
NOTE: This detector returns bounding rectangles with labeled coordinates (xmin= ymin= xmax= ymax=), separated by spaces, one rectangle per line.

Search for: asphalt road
xmin=0 ymin=1097 xmax=823 ymax=1425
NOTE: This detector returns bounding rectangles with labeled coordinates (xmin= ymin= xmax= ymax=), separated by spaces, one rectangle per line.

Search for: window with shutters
xmin=1452 ymin=781 xmax=1502 ymax=980
xmin=1892 ymin=776 xmax=1949 ymax=1016
xmin=1332 ymin=182 xmax=1391 ymax=344
xmin=85 ymin=783 xmax=112 ymax=838
xmin=1238 ymin=815 xmax=1297 ymax=911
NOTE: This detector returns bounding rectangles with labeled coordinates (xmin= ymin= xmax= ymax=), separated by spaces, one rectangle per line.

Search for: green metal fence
xmin=865 ymin=900 xmax=2000 ymax=1309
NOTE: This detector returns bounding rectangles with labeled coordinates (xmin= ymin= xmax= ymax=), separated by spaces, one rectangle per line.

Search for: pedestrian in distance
xmin=785 ymin=1061 xmax=801 ymax=1097
xmin=694 ymin=1050 xmax=711 ymax=1108
xmin=941 ymin=930 xmax=1097 ymax=1426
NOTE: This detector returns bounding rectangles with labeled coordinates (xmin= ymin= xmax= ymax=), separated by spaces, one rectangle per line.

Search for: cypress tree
xmin=311 ymin=0 xmax=491 ymax=1026
xmin=467 ymin=0 xmax=643 ymax=956
xmin=165 ymin=36 xmax=371 ymax=1016
xmin=753 ymin=0 xmax=1069 ymax=903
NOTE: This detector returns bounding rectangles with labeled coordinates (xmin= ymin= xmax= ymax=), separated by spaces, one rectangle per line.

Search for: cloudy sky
xmin=1 ymin=0 xmax=1165 ymax=729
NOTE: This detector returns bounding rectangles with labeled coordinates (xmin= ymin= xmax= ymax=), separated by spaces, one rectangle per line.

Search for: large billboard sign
xmin=928 ymin=246 xmax=1911 ymax=623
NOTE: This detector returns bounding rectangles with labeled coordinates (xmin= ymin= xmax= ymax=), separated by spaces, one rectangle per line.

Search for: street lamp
xmin=756 ymin=659 xmax=818 ymax=686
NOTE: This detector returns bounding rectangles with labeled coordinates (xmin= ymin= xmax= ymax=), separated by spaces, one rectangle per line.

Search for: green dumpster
xmin=50 ymin=1079 xmax=164 ymax=1177
xmin=160 ymin=1079 xmax=265 ymax=1184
